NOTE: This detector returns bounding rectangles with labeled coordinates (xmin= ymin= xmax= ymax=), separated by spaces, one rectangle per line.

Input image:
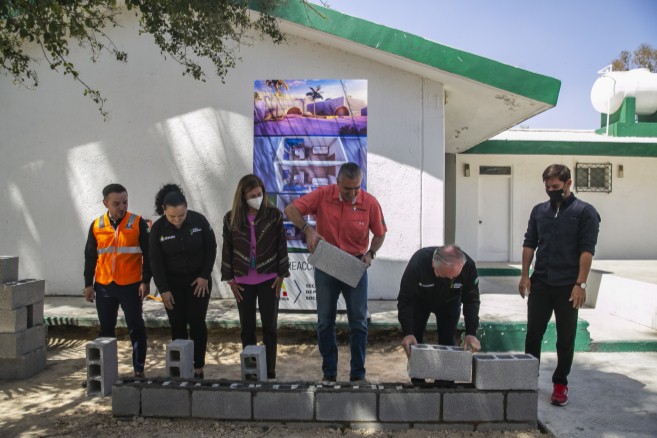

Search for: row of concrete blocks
xmin=112 ymin=379 xmax=537 ymax=431
xmin=0 ymin=256 xmax=47 ymax=380
xmin=87 ymin=338 xmax=268 ymax=396
xmin=409 ymin=344 xmax=539 ymax=390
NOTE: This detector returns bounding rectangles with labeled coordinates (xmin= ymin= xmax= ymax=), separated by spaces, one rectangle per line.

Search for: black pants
xmin=525 ymin=279 xmax=578 ymax=385
xmin=236 ymin=277 xmax=279 ymax=375
xmin=94 ymin=281 xmax=147 ymax=373
xmin=412 ymin=297 xmax=462 ymax=345
xmin=165 ymin=275 xmax=211 ymax=369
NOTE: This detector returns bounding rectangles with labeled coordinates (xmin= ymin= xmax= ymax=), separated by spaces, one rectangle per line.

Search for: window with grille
xmin=575 ymin=163 xmax=612 ymax=193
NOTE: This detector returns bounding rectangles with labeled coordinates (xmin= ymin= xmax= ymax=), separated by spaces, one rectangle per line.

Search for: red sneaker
xmin=551 ymin=383 xmax=569 ymax=406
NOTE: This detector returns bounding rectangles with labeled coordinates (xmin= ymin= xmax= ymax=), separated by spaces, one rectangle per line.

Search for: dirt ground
xmin=0 ymin=327 xmax=547 ymax=438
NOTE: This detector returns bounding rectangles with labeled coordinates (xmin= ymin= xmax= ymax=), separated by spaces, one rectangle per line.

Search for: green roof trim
xmin=253 ymin=0 xmax=560 ymax=106
xmin=465 ymin=139 xmax=657 ymax=157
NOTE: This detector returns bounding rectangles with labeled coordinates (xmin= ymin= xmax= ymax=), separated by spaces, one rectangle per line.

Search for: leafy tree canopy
xmin=611 ymin=43 xmax=657 ymax=73
xmin=0 ymin=0 xmax=318 ymax=119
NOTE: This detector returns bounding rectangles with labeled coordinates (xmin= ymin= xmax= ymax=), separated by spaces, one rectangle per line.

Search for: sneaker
xmin=194 ymin=371 xmax=204 ymax=380
xmin=349 ymin=375 xmax=367 ymax=383
xmin=267 ymin=372 xmax=276 ymax=379
xmin=322 ymin=375 xmax=337 ymax=382
xmin=134 ymin=371 xmax=145 ymax=379
xmin=551 ymin=383 xmax=568 ymax=406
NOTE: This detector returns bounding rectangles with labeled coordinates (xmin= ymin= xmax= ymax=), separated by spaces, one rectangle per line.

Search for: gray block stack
xmin=473 ymin=353 xmax=539 ymax=390
xmin=240 ymin=345 xmax=267 ymax=381
xmin=408 ymin=344 xmax=472 ymax=382
xmin=166 ymin=339 xmax=194 ymax=379
xmin=0 ymin=256 xmax=47 ymax=380
xmin=86 ymin=337 xmax=118 ymax=396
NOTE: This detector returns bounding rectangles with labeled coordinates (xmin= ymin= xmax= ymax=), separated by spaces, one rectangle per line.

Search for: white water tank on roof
xmin=591 ymin=68 xmax=657 ymax=115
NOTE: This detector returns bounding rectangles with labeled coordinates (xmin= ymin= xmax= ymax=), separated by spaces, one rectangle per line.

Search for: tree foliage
xmin=611 ymin=43 xmax=657 ymax=73
xmin=0 ymin=0 xmax=312 ymax=119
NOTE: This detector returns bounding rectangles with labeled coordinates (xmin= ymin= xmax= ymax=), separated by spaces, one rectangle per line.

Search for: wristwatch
xmin=366 ymin=249 xmax=376 ymax=259
xmin=576 ymin=282 xmax=587 ymax=289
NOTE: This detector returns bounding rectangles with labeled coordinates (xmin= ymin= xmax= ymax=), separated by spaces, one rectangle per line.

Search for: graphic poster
xmin=254 ymin=79 xmax=368 ymax=310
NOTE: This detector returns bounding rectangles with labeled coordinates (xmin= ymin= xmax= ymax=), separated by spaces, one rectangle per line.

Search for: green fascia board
xmin=465 ymin=139 xmax=657 ymax=157
xmin=252 ymin=0 xmax=560 ymax=106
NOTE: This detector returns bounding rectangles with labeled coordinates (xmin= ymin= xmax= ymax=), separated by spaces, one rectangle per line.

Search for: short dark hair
xmin=102 ymin=183 xmax=127 ymax=199
xmin=337 ymin=162 xmax=362 ymax=182
xmin=542 ymin=164 xmax=571 ymax=183
xmin=154 ymin=184 xmax=187 ymax=215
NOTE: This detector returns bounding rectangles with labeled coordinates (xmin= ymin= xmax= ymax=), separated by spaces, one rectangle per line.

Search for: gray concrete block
xmin=112 ymin=381 xmax=141 ymax=417
xmin=473 ymin=353 xmax=539 ymax=390
xmin=86 ymin=337 xmax=118 ymax=397
xmin=166 ymin=339 xmax=194 ymax=379
xmin=0 ymin=307 xmax=27 ymax=333
xmin=476 ymin=422 xmax=538 ymax=431
xmin=307 ymin=240 xmax=367 ymax=288
xmin=253 ymin=384 xmax=314 ymax=420
xmin=408 ymin=344 xmax=472 ymax=382
xmin=443 ymin=392 xmax=504 ymax=422
xmin=28 ymin=301 xmax=44 ymax=328
xmin=0 ymin=256 xmax=19 ymax=284
xmin=0 ymin=324 xmax=47 ymax=358
xmin=240 ymin=345 xmax=267 ymax=382
xmin=0 ymin=280 xmax=45 ymax=310
xmin=506 ymin=391 xmax=538 ymax=421
xmin=192 ymin=384 xmax=252 ymax=419
xmin=142 ymin=381 xmax=191 ymax=417
xmin=379 ymin=391 xmax=441 ymax=422
xmin=316 ymin=387 xmax=377 ymax=422
xmin=0 ymin=346 xmax=46 ymax=380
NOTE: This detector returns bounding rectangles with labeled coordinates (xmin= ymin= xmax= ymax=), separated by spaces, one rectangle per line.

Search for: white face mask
xmin=246 ymin=195 xmax=263 ymax=210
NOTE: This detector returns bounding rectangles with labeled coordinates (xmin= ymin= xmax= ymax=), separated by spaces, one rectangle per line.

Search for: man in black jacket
xmin=397 ymin=245 xmax=481 ymax=363
xmin=520 ymin=164 xmax=600 ymax=407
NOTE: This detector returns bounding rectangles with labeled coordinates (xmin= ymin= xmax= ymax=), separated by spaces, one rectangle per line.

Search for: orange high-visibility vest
xmin=93 ymin=212 xmax=143 ymax=285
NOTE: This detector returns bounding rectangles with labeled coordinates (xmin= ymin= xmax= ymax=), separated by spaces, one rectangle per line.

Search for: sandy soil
xmin=0 ymin=327 xmax=546 ymax=438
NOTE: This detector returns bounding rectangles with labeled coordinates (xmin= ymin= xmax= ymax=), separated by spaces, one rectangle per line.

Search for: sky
xmin=309 ymin=0 xmax=657 ymax=130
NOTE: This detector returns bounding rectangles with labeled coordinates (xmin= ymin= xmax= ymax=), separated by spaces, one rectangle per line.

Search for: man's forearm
xmin=369 ymin=235 xmax=385 ymax=254
xmin=521 ymin=247 xmax=535 ymax=277
xmin=284 ymin=204 xmax=307 ymax=229
xmin=577 ymin=251 xmax=593 ymax=284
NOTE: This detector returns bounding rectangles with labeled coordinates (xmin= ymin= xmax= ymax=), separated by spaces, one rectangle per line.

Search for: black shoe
xmin=267 ymin=372 xmax=276 ymax=379
xmin=134 ymin=371 xmax=145 ymax=379
xmin=322 ymin=375 xmax=337 ymax=382
xmin=194 ymin=371 xmax=204 ymax=380
xmin=350 ymin=375 xmax=367 ymax=383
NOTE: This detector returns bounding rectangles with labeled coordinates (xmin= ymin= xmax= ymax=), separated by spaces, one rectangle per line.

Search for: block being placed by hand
xmin=308 ymin=240 xmax=368 ymax=287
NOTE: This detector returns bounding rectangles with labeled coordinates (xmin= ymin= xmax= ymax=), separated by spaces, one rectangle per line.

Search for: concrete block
xmin=253 ymin=385 xmax=314 ymax=420
xmin=0 ymin=280 xmax=45 ymax=310
xmin=307 ymin=240 xmax=368 ymax=287
xmin=408 ymin=344 xmax=472 ymax=382
xmin=477 ymin=422 xmax=538 ymax=431
xmin=0 ymin=256 xmax=18 ymax=284
xmin=506 ymin=391 xmax=538 ymax=421
xmin=240 ymin=345 xmax=267 ymax=382
xmin=86 ymin=337 xmax=118 ymax=397
xmin=192 ymin=384 xmax=252 ymax=419
xmin=379 ymin=390 xmax=440 ymax=422
xmin=443 ymin=392 xmax=504 ymax=422
xmin=316 ymin=386 xmax=377 ymax=422
xmin=473 ymin=353 xmax=538 ymax=390
xmin=166 ymin=339 xmax=194 ymax=379
xmin=0 ymin=307 xmax=27 ymax=333
xmin=0 ymin=346 xmax=46 ymax=380
xmin=142 ymin=381 xmax=191 ymax=417
xmin=0 ymin=324 xmax=47 ymax=358
xmin=112 ymin=381 xmax=141 ymax=417
xmin=28 ymin=301 xmax=44 ymax=328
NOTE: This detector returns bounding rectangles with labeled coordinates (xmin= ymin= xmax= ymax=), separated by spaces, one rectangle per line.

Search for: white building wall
xmin=0 ymin=12 xmax=445 ymax=297
xmin=455 ymin=154 xmax=657 ymax=261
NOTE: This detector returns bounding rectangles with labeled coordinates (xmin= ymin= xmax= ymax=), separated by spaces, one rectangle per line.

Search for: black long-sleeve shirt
xmin=83 ymin=213 xmax=152 ymax=287
xmin=149 ymin=210 xmax=217 ymax=293
xmin=397 ymin=247 xmax=480 ymax=337
xmin=523 ymin=194 xmax=600 ymax=286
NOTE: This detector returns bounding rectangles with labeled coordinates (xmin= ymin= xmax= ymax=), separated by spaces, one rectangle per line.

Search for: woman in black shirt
xmin=149 ymin=184 xmax=217 ymax=379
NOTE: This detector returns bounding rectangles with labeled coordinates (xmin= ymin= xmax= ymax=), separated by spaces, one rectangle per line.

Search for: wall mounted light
xmin=618 ymin=164 xmax=624 ymax=178
xmin=464 ymin=163 xmax=470 ymax=177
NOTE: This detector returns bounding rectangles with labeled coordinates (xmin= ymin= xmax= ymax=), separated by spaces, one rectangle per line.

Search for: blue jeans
xmin=315 ymin=268 xmax=368 ymax=380
xmin=94 ymin=282 xmax=147 ymax=373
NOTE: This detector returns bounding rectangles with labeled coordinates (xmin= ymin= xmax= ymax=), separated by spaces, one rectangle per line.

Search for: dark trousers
xmin=94 ymin=281 xmax=147 ymax=373
xmin=165 ymin=275 xmax=211 ymax=369
xmin=412 ymin=297 xmax=463 ymax=346
xmin=236 ymin=277 xmax=279 ymax=375
xmin=525 ymin=279 xmax=578 ymax=385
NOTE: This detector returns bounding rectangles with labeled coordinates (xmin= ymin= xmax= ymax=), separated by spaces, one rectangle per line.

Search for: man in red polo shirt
xmin=285 ymin=162 xmax=387 ymax=382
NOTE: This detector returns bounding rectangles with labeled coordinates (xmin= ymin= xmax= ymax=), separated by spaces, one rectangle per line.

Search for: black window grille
xmin=575 ymin=163 xmax=612 ymax=193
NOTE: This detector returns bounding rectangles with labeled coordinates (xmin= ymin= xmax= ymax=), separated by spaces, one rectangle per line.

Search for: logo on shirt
xmin=418 ymin=282 xmax=435 ymax=288
xmin=190 ymin=227 xmax=202 ymax=235
xmin=452 ymin=282 xmax=463 ymax=289
xmin=160 ymin=235 xmax=176 ymax=242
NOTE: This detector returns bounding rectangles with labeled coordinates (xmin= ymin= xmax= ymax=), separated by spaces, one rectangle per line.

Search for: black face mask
xmin=547 ymin=189 xmax=565 ymax=203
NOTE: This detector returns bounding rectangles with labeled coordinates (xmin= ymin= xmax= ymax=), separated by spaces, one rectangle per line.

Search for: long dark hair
xmin=154 ymin=184 xmax=187 ymax=216
xmin=229 ymin=174 xmax=270 ymax=230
